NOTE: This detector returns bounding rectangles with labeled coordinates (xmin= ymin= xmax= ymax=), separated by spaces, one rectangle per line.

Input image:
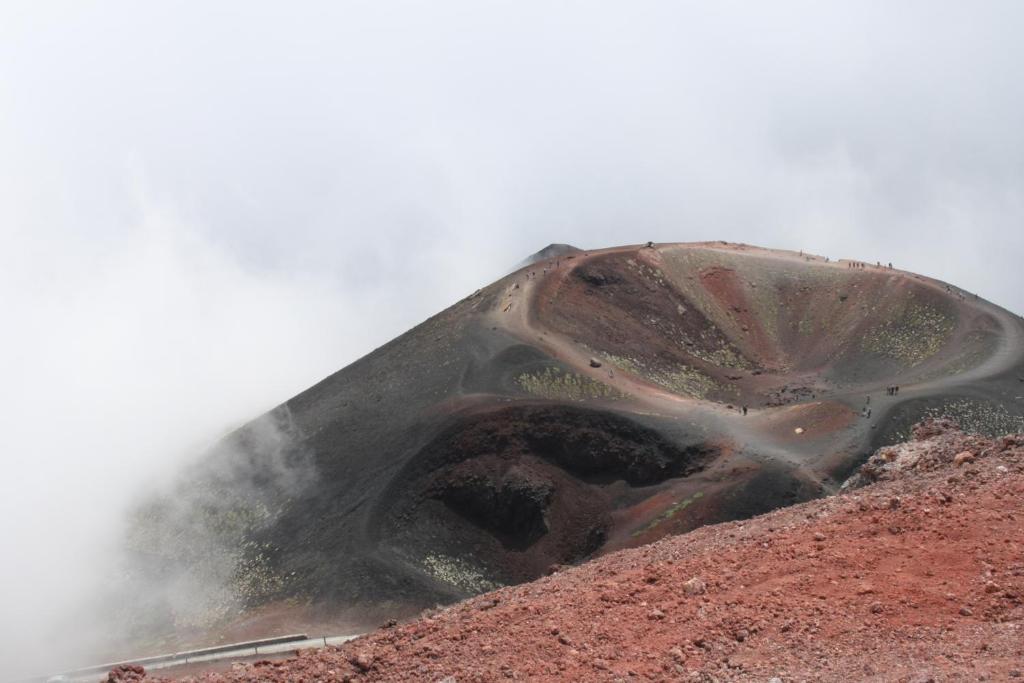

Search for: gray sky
xmin=2 ymin=0 xmax=1023 ymax=674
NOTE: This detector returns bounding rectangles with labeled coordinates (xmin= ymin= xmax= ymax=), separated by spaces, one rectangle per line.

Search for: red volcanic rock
xmin=106 ymin=665 xmax=146 ymax=683
xmin=953 ymin=450 xmax=976 ymax=466
xmin=135 ymin=422 xmax=1024 ymax=682
xmin=348 ymin=652 xmax=374 ymax=672
xmin=843 ymin=417 xmax=1002 ymax=489
xmin=682 ymin=576 xmax=707 ymax=595
xmin=912 ymin=417 xmax=961 ymax=440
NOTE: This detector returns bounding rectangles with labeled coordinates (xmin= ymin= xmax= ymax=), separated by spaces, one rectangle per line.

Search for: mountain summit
xmin=125 ymin=242 xmax=1024 ymax=647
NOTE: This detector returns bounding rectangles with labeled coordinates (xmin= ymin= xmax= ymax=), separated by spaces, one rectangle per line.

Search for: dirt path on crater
xmin=488 ymin=242 xmax=1024 ymax=482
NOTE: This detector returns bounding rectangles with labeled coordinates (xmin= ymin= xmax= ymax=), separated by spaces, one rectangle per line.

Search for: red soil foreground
xmin=119 ymin=421 xmax=1024 ymax=682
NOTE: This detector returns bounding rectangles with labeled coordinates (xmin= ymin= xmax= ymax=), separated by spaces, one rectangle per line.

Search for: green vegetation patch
xmin=422 ymin=553 xmax=502 ymax=593
xmin=602 ymin=353 xmax=725 ymax=400
xmin=691 ymin=333 xmax=751 ymax=370
xmin=861 ymin=302 xmax=955 ymax=366
xmin=888 ymin=398 xmax=1024 ymax=442
xmin=515 ymin=366 xmax=623 ymax=401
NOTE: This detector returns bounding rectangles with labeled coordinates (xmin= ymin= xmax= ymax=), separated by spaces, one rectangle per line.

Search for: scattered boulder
xmin=913 ymin=417 xmax=961 ymax=440
xmin=683 ymin=577 xmax=707 ymax=595
xmin=349 ymin=652 xmax=375 ymax=672
xmin=953 ymin=451 xmax=975 ymax=467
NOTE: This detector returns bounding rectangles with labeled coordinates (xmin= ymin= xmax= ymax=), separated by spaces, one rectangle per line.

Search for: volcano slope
xmin=129 ymin=419 xmax=1024 ymax=682
xmin=125 ymin=242 xmax=1024 ymax=646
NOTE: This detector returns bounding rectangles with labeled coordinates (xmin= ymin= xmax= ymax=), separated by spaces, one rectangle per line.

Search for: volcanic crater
xmin=123 ymin=241 xmax=1024 ymax=649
